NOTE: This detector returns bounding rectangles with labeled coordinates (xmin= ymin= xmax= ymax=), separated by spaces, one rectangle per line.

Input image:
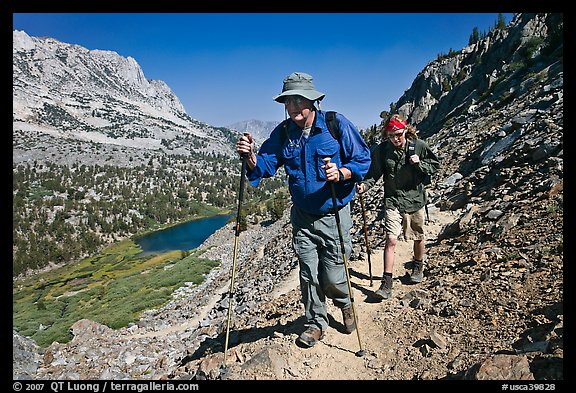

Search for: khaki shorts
xmin=384 ymin=207 xmax=426 ymax=241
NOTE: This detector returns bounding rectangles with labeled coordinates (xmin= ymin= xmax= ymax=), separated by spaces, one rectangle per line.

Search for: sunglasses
xmin=387 ymin=130 xmax=405 ymax=139
xmin=283 ymin=96 xmax=306 ymax=106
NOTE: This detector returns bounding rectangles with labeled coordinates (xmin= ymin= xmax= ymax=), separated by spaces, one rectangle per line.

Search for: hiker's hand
xmin=356 ymin=183 xmax=365 ymax=194
xmin=323 ymin=161 xmax=340 ymax=182
xmin=237 ymin=133 xmax=257 ymax=169
xmin=409 ymin=154 xmax=420 ymax=165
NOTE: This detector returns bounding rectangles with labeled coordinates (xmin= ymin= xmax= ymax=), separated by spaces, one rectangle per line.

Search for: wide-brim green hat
xmin=273 ymin=72 xmax=326 ymax=103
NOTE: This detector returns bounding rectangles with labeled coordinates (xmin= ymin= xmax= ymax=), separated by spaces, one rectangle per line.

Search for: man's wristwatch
xmin=338 ymin=169 xmax=345 ymax=182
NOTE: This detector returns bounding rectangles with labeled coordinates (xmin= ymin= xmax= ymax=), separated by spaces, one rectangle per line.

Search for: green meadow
xmin=13 ymin=238 xmax=220 ymax=348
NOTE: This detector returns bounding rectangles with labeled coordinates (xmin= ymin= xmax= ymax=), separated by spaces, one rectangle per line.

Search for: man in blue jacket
xmin=236 ymin=72 xmax=371 ymax=348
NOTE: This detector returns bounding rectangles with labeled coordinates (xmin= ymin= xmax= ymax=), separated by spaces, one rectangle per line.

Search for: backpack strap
xmin=406 ymin=139 xmax=416 ymax=164
xmin=279 ymin=119 xmax=289 ymax=145
xmin=325 ymin=111 xmax=345 ymax=162
xmin=325 ymin=111 xmax=341 ymax=140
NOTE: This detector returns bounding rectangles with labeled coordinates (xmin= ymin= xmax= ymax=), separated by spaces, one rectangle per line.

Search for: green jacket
xmin=362 ymin=138 xmax=440 ymax=214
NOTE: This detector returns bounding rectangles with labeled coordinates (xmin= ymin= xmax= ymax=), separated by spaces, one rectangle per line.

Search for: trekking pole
xmin=323 ymin=158 xmax=365 ymax=357
xmin=223 ymin=152 xmax=247 ymax=366
xmin=358 ymin=190 xmax=373 ymax=287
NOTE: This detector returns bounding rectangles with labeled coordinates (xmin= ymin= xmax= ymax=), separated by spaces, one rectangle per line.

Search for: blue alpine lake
xmin=135 ymin=214 xmax=232 ymax=255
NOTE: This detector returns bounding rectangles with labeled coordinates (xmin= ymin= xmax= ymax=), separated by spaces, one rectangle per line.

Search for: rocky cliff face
xmin=13 ymin=13 xmax=563 ymax=381
xmin=396 ymin=13 xmax=563 ymax=138
xmin=13 ymin=30 xmax=237 ymax=164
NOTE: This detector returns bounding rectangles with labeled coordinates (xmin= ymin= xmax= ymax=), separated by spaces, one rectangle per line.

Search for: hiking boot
xmin=409 ymin=259 xmax=424 ymax=283
xmin=297 ymin=326 xmax=324 ymax=348
xmin=374 ymin=275 xmax=393 ymax=300
xmin=341 ymin=305 xmax=356 ymax=334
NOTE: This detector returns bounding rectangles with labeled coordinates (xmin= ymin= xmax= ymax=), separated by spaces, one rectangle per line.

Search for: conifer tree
xmin=469 ymin=27 xmax=480 ymax=45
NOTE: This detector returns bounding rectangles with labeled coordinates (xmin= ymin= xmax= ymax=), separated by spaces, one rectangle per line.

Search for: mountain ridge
xmin=13 ymin=29 xmax=238 ymax=163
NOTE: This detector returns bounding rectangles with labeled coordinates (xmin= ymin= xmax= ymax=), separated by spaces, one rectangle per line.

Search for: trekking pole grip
xmin=323 ymin=157 xmax=332 ymax=179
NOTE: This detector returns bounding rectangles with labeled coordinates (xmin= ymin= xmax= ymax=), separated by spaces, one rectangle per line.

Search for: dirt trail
xmin=285 ymin=212 xmax=453 ymax=379
xmin=215 ymin=210 xmax=458 ymax=380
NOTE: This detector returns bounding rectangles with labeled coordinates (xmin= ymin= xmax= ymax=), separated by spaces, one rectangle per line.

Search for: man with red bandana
xmin=357 ymin=114 xmax=440 ymax=299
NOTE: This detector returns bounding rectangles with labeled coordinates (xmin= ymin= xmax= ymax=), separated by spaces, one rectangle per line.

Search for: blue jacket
xmin=247 ymin=110 xmax=371 ymax=215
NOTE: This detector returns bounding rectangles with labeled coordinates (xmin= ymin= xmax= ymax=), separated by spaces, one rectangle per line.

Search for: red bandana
xmin=384 ymin=119 xmax=406 ymax=132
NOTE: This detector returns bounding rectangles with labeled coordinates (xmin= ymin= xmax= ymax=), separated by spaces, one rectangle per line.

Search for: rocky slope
xmin=13 ymin=13 xmax=563 ymax=381
xmin=226 ymin=119 xmax=280 ymax=146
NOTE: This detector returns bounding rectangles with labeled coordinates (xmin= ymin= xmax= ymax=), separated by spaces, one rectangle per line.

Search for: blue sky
xmin=12 ymin=13 xmax=514 ymax=130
